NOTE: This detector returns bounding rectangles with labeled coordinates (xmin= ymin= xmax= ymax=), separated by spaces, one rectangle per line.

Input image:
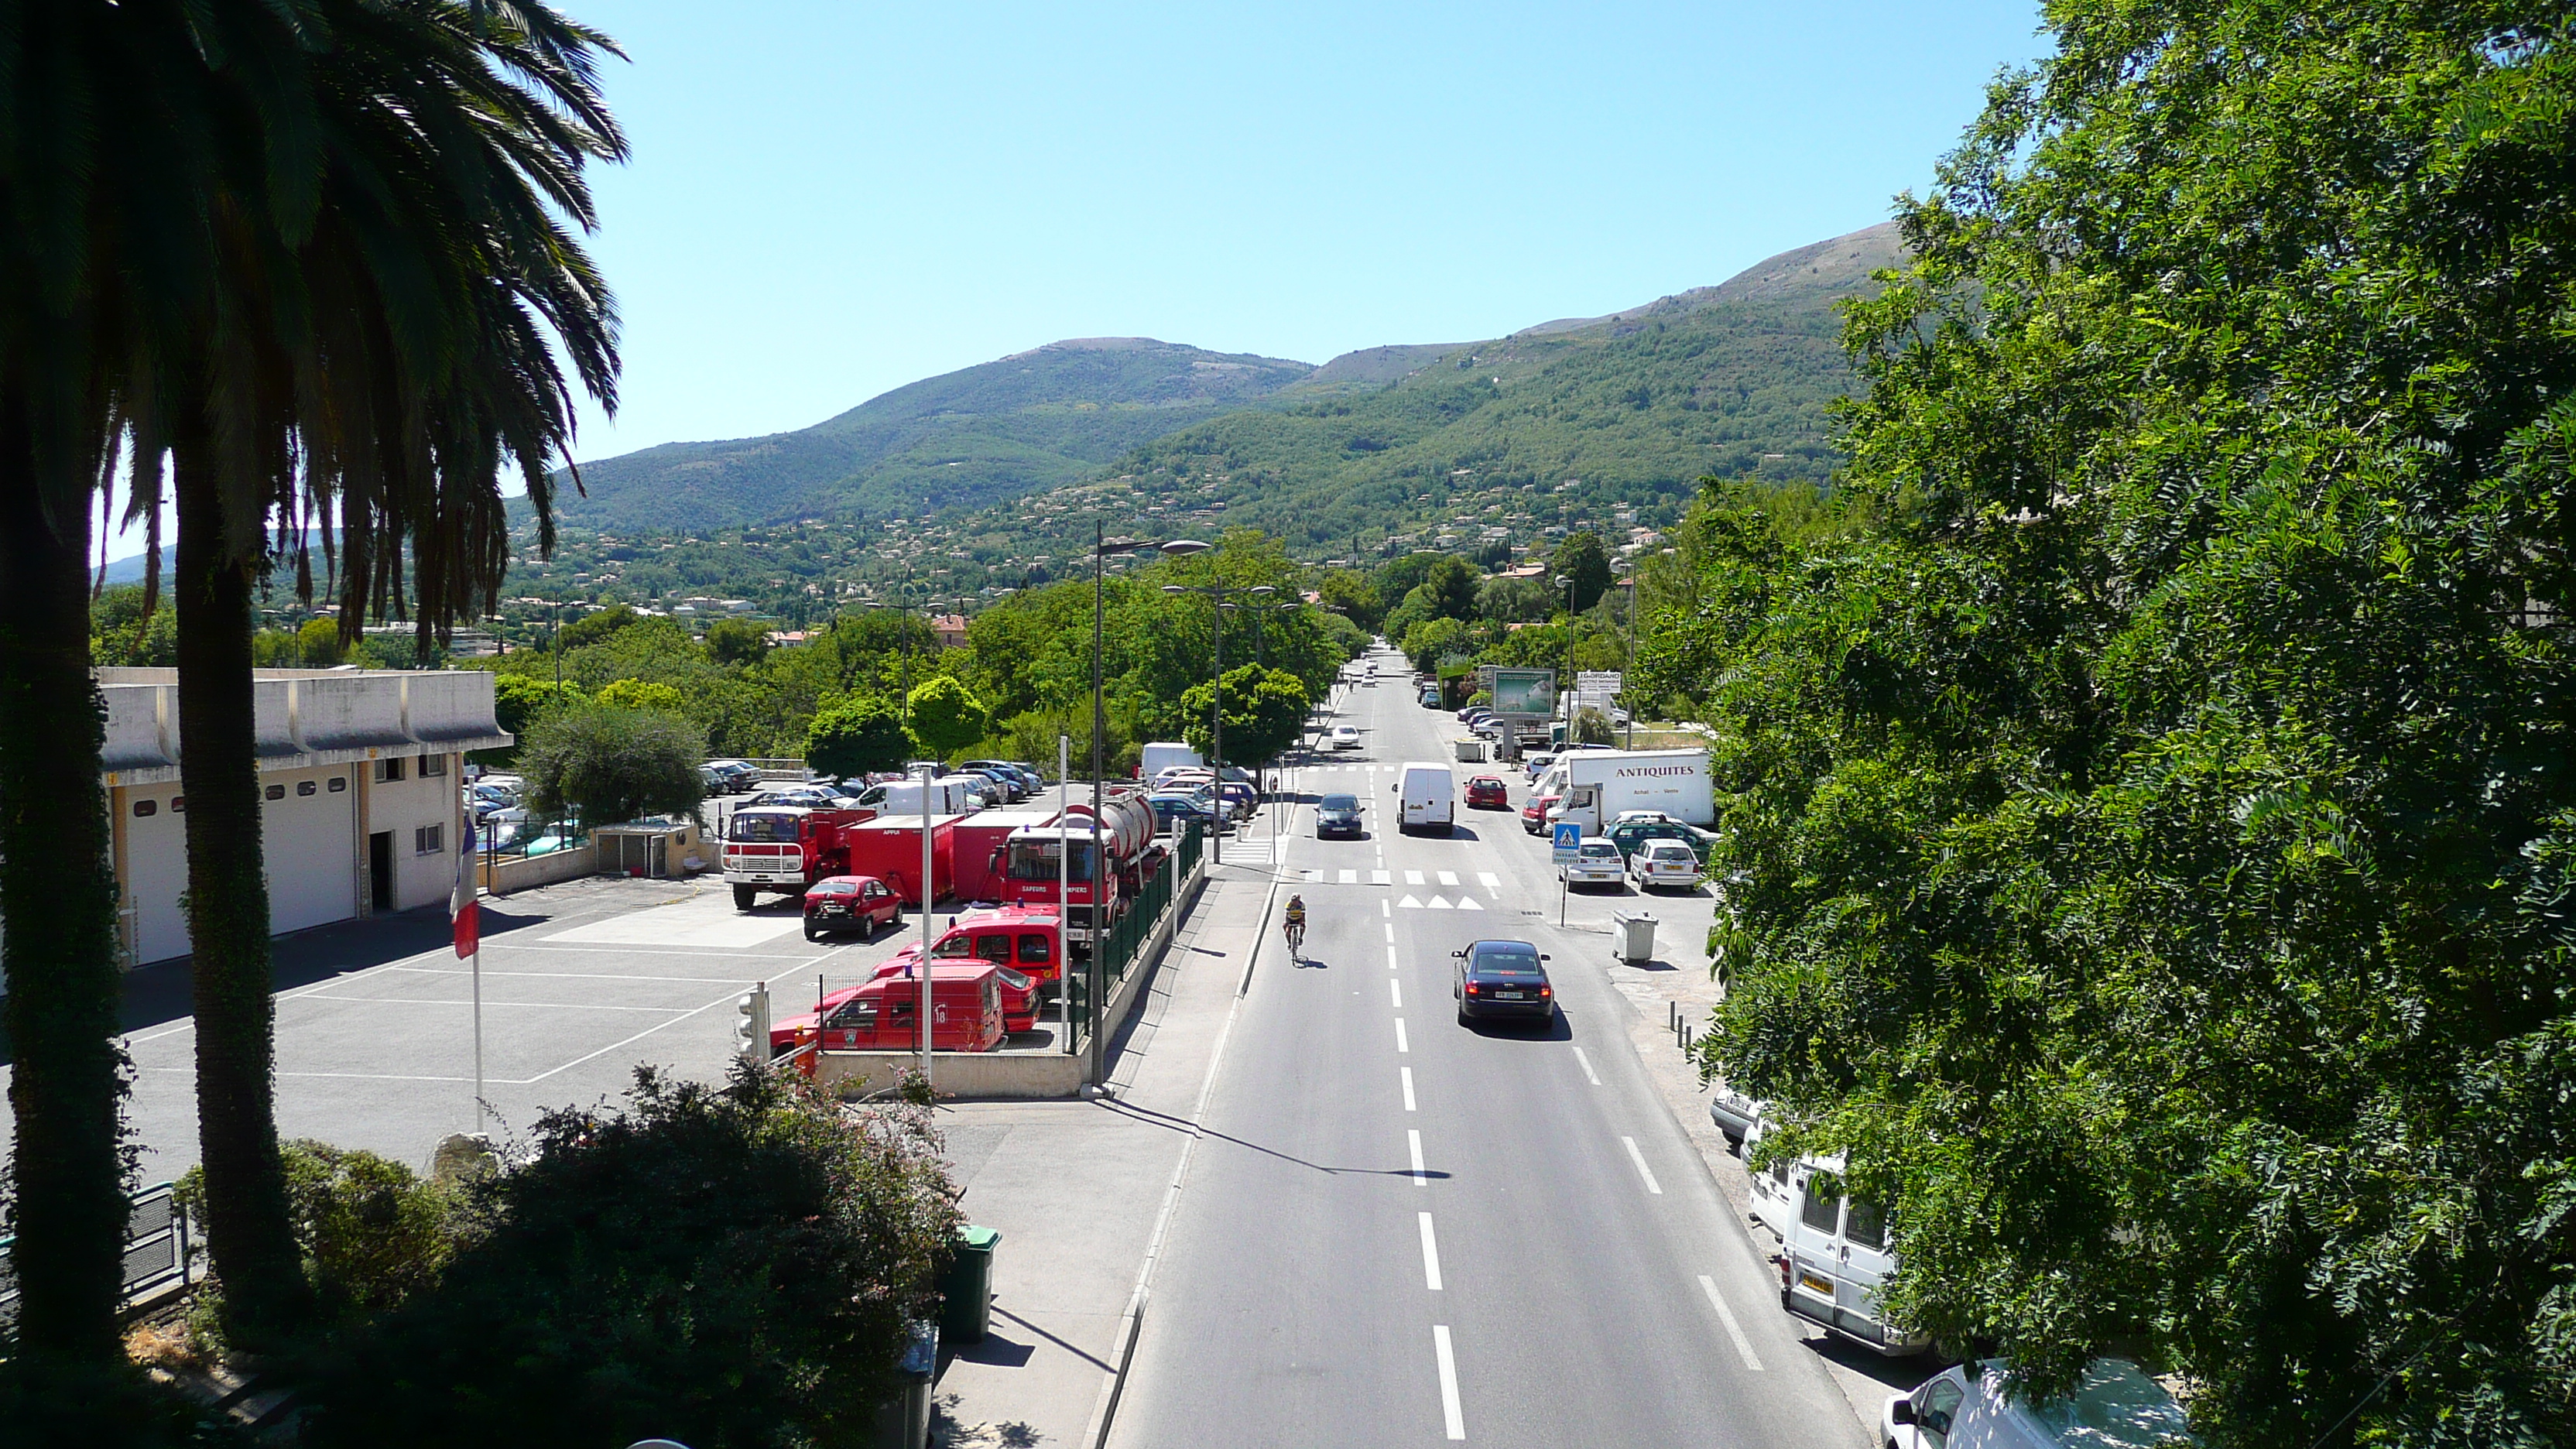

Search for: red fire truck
xmin=721 ymin=806 xmax=877 ymax=910
xmin=998 ymin=791 xmax=1160 ymax=951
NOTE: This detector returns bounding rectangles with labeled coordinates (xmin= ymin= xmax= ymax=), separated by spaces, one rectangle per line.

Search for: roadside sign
xmin=1552 ymin=822 xmax=1583 ymax=864
xmin=1490 ymin=668 xmax=1556 ymax=719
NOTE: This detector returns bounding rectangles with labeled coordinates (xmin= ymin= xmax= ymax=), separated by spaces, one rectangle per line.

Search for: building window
xmin=297 ymin=780 xmax=318 ymax=797
xmin=133 ymin=800 xmax=156 ymax=817
xmin=265 ymin=784 xmax=286 ymax=801
xmin=327 ymin=776 xmax=346 ymax=793
xmin=374 ymin=757 xmax=406 ymax=783
xmin=420 ymin=753 xmax=447 ymax=778
xmin=171 ymin=796 xmax=185 ymax=812
xmin=415 ymin=824 xmax=444 ymax=855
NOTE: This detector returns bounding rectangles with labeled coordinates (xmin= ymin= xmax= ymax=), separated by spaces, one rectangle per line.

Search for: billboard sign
xmin=1488 ymin=668 xmax=1556 ymax=719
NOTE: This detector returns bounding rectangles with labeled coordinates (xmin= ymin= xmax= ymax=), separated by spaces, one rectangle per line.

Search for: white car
xmin=1557 ymin=838 xmax=1625 ymax=888
xmin=1328 ymin=725 xmax=1362 ymax=750
xmin=1629 ymin=839 xmax=1701 ymax=891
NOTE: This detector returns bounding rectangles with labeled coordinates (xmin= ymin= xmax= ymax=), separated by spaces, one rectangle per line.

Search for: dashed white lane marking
xmin=1381 ymin=898 xmax=1391 ymax=916
xmin=1402 ymin=1066 xmax=1417 ymax=1112
xmin=1571 ymin=1046 xmax=1602 ymax=1085
xmin=1698 ymin=1274 xmax=1766 ymax=1371
xmin=1372 ymin=870 xmax=1392 ymax=885
xmin=1409 ymin=1129 xmax=1429 ymax=1187
xmin=1405 ymin=870 xmax=1427 ymax=886
xmin=1621 ymin=1136 xmax=1664 ymax=1194
xmin=1385 ymin=922 xmax=1395 ymax=943
xmin=1433 ymin=1325 xmax=1466 ymax=1439
xmin=1419 ymin=1212 xmax=1445 ymax=1290
xmin=1387 ymin=946 xmax=1399 ymax=970
xmin=1437 ymin=871 xmax=1459 ymax=886
xmin=1396 ymin=1019 xmax=1410 ymax=1053
xmin=1391 ymin=978 xmax=1403 ymax=1009
xmin=1477 ymin=872 xmax=1501 ymax=889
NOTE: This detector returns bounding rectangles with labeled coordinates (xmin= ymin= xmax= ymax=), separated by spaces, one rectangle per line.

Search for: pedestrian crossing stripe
xmin=1478 ymin=872 xmax=1501 ymax=889
xmin=1299 ymin=868 xmax=1322 ymax=882
xmin=1372 ymin=871 xmax=1392 ymax=885
xmin=1339 ymin=869 xmax=1358 ymax=883
xmin=1436 ymin=871 xmax=1459 ymax=886
xmin=1405 ymin=871 xmax=1426 ymax=885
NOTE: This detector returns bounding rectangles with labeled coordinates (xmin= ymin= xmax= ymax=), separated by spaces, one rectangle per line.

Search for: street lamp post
xmin=1163 ymin=574 xmax=1272 ymax=867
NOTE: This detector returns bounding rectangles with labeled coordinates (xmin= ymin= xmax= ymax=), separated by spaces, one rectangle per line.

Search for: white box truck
xmin=1139 ymin=742 xmax=1203 ymax=781
xmin=852 ymin=778 xmax=977 ymax=817
xmin=1536 ymin=748 xmax=1714 ymax=833
xmin=1392 ymin=762 xmax=1456 ymax=834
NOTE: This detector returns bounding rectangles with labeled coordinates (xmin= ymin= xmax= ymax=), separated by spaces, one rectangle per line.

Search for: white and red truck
xmin=996 ymin=790 xmax=1160 ymax=951
xmin=720 ymin=805 xmax=876 ymax=910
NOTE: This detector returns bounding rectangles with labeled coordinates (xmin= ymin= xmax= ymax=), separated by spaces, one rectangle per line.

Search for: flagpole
xmin=472 ymin=937 xmax=485 ymax=1133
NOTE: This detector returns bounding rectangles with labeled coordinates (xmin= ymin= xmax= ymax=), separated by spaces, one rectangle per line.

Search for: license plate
xmin=1495 ymin=992 xmax=1524 ymax=1000
xmin=1799 ymin=1272 xmax=1833 ymax=1295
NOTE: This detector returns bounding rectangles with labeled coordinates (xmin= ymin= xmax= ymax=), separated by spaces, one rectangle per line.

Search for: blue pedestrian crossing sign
xmin=1551 ymin=822 xmax=1583 ymax=864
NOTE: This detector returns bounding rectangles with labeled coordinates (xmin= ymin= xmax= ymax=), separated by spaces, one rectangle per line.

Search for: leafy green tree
xmin=703 ymin=616 xmax=770 ymax=667
xmin=1638 ymin=7 xmax=2576 ymax=1444
xmin=90 ymin=584 xmax=179 ymax=666
xmin=557 ymin=604 xmax=642 ymax=652
xmin=1180 ymin=664 xmax=1310 ymax=767
xmin=1550 ymin=531 xmax=1612 ymax=613
xmin=491 ymin=674 xmax=587 ymax=741
xmin=1420 ymin=555 xmax=1483 ymax=622
xmin=294 ymin=617 xmax=348 ymax=667
xmin=1317 ymin=569 xmax=1383 ymax=632
xmin=805 ymin=697 xmax=910 ymax=778
xmin=905 ymin=676 xmax=990 ymax=761
xmin=593 ymin=678 xmax=686 ymax=713
xmin=1399 ymin=615 xmax=1475 ymax=675
xmin=519 ymin=705 xmax=705 ymax=828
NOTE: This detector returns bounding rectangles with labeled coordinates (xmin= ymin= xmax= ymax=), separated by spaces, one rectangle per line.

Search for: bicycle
xmin=1283 ymin=916 xmax=1306 ymax=961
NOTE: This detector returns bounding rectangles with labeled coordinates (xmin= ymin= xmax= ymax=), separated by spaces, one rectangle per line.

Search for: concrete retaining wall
xmin=813 ymin=854 xmax=1210 ymax=1100
xmin=484 ymin=842 xmax=598 ymax=896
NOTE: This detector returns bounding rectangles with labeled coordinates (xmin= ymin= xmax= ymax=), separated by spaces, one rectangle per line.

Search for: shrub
xmin=516 ymin=702 xmax=706 ymax=827
xmin=303 ymin=1064 xmax=960 ymax=1449
xmin=173 ymin=1142 xmax=460 ymax=1348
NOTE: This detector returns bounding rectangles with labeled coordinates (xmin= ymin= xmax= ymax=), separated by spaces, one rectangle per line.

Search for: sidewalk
xmin=927 ymin=856 xmax=1278 ymax=1448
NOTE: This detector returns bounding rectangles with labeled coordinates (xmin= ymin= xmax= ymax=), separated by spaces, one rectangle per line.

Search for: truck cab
xmin=722 ymin=806 xmax=877 ymax=909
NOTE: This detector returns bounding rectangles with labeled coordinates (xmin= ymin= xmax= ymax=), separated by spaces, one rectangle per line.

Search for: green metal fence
xmin=1066 ymin=824 xmax=1204 ymax=1057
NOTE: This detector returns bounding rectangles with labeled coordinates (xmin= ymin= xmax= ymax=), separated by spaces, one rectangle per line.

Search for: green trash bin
xmin=869 ymin=1318 xmax=937 ymax=1449
xmin=938 ymin=1225 xmax=1001 ymax=1344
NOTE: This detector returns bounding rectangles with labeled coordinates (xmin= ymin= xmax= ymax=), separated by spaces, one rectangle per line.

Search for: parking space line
xmin=1571 ymin=1046 xmax=1602 ymax=1085
xmin=388 ymin=965 xmax=762 ymax=985
xmin=1433 ymin=1325 xmax=1466 ymax=1439
xmin=524 ymin=985 xmax=749 ymax=1084
xmin=1697 ymin=1274 xmax=1766 ymax=1371
xmin=285 ymin=993 xmax=691 ymax=1014
xmin=1409 ymin=1128 xmax=1428 ymax=1187
xmin=1621 ymin=1136 xmax=1664 ymax=1194
xmin=1402 ymin=1066 xmax=1417 ymax=1111
xmin=1418 ymin=1212 xmax=1444 ymax=1290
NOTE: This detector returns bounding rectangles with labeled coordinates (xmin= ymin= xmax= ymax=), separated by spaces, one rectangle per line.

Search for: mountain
xmin=550 ymin=337 xmax=1317 ymax=531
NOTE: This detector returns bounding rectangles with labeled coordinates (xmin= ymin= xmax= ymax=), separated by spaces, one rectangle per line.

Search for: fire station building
xmin=97 ymin=668 xmax=510 ymax=968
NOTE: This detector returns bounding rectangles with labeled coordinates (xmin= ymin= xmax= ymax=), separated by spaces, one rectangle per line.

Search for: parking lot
xmin=2 ymin=872 xmax=1063 ymax=1185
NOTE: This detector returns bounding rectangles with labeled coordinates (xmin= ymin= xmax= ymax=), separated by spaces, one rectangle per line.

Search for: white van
xmin=1886 ymin=1357 xmax=2197 ymax=1449
xmin=1742 ymin=1115 xmax=1805 ymax=1239
xmin=855 ymin=778 xmax=975 ymax=816
xmin=1139 ymin=742 xmax=1202 ymax=781
xmin=1782 ymin=1154 xmax=1931 ymax=1356
xmin=1392 ymin=762 xmax=1456 ymax=834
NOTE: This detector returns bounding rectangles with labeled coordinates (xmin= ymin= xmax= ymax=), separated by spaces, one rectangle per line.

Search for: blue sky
xmin=561 ymin=0 xmax=2048 ymax=462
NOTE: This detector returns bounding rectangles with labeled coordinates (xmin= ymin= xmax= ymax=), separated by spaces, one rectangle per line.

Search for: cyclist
xmin=1282 ymin=893 xmax=1307 ymax=960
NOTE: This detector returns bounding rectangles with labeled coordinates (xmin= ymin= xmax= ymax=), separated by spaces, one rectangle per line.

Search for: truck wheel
xmin=732 ymin=885 xmax=758 ymax=912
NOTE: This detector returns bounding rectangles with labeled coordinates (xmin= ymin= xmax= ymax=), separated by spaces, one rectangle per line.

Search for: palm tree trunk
xmin=0 ymin=402 xmax=130 ymax=1367
xmin=171 ymin=438 xmax=308 ymax=1346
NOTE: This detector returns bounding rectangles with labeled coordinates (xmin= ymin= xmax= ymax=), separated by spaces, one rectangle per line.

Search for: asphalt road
xmin=1111 ymin=649 xmax=1873 ymax=1448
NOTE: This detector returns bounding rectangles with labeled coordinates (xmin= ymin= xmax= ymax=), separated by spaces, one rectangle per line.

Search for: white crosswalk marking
xmin=1427 ymin=896 xmax=1452 ymax=909
xmin=1338 ymin=869 xmax=1358 ymax=884
xmin=1371 ymin=870 xmax=1392 ymax=885
xmin=1456 ymin=897 xmax=1482 ymax=911
xmin=1405 ymin=871 xmax=1426 ymax=886
xmin=1478 ymin=872 xmax=1501 ymax=889
xmin=1396 ymin=895 xmax=1423 ymax=909
xmin=1436 ymin=871 xmax=1459 ymax=886
xmin=1300 ymin=868 xmax=1322 ymax=882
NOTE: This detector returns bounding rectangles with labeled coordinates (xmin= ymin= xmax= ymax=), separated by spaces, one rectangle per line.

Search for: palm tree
xmin=112 ymin=0 xmax=625 ymax=1345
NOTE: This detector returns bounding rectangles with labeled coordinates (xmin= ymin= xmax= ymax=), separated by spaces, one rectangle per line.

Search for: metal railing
xmin=1065 ymin=824 xmax=1205 ymax=1056
xmin=0 ymin=1180 xmax=193 ymax=1336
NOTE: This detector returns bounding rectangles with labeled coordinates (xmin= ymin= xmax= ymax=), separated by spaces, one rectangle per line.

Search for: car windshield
xmin=726 ymin=813 xmax=800 ymax=843
xmin=1580 ymin=842 xmax=1619 ymax=858
xmin=1320 ymin=795 xmax=1358 ymax=811
xmin=1472 ymin=948 xmax=1546 ymax=978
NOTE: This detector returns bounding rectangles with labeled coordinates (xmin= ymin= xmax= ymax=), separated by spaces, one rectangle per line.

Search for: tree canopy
xmin=517 ymin=704 xmax=705 ymax=827
xmin=805 ymin=698 xmax=910 ymax=779
xmin=1636 ymin=6 xmax=2576 ymax=1444
xmin=1180 ymin=664 xmax=1311 ymax=767
xmin=903 ymin=677 xmax=990 ymax=762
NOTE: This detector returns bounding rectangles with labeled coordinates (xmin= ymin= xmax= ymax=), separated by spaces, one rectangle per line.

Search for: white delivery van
xmin=1885 ymin=1357 xmax=2197 ymax=1449
xmin=1139 ymin=742 xmax=1203 ymax=781
xmin=1392 ymin=762 xmax=1456 ymax=834
xmin=856 ymin=778 xmax=976 ymax=817
xmin=1781 ymin=1154 xmax=1930 ymax=1356
xmin=1539 ymin=748 xmax=1714 ymax=833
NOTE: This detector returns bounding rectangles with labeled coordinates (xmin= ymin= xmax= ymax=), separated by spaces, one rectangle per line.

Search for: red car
xmin=1464 ymin=776 xmax=1510 ymax=810
xmin=803 ymin=875 xmax=902 ymax=940
xmin=1521 ymin=793 xmax=1560 ymax=835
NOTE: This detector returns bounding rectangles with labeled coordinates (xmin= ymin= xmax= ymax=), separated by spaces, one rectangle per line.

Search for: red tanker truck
xmin=721 ymin=806 xmax=878 ymax=910
xmin=999 ymin=790 xmax=1160 ymax=951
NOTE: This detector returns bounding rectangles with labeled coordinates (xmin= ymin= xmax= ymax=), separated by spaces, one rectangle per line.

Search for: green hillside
xmin=549 ymin=337 xmax=1315 ymax=530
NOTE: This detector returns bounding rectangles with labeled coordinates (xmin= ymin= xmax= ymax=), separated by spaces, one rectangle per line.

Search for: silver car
xmin=1629 ymin=839 xmax=1701 ymax=892
xmin=1557 ymin=838 xmax=1625 ymax=889
xmin=1707 ymin=1088 xmax=1765 ymax=1152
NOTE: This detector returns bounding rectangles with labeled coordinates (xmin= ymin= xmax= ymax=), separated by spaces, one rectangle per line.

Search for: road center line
xmin=1381 ymin=899 xmax=1391 ymax=918
xmin=1571 ymin=1045 xmax=1602 ymax=1085
xmin=1409 ymin=1128 xmax=1429 ymax=1187
xmin=1697 ymin=1274 xmax=1766 ymax=1371
xmin=1432 ymin=1325 xmax=1466 ymax=1439
xmin=1620 ymin=1136 xmax=1664 ymax=1194
xmin=1401 ymin=1066 xmax=1417 ymax=1112
xmin=1387 ymin=946 xmax=1399 ymax=970
xmin=1391 ymin=978 xmax=1404 ymax=1009
xmin=1418 ymin=1211 xmax=1444 ymax=1290
xmin=1395 ymin=1019 xmax=1410 ymax=1053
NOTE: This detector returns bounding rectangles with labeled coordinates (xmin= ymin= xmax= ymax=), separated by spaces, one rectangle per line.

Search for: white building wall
xmin=368 ymin=750 xmax=464 ymax=914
